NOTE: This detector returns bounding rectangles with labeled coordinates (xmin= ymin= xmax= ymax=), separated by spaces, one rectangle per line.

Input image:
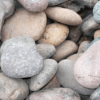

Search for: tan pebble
xmin=1 ymin=8 xmax=47 ymax=42
xmin=45 ymin=7 xmax=82 ymax=26
xmin=38 ymin=23 xmax=69 ymax=46
xmin=52 ymin=40 xmax=78 ymax=61
xmin=94 ymin=30 xmax=100 ymax=39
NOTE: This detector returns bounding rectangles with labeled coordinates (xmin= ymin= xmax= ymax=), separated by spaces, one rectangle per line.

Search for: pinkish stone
xmin=74 ymin=40 xmax=100 ymax=89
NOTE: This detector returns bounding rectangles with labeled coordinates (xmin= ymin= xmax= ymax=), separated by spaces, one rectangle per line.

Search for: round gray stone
xmin=1 ymin=36 xmax=43 ymax=78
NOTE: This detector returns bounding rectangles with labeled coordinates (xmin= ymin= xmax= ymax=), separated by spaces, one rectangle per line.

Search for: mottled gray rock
xmin=48 ymin=0 xmax=68 ymax=6
xmin=93 ymin=1 xmax=100 ymax=23
xmin=78 ymin=41 xmax=90 ymax=53
xmin=90 ymin=87 xmax=100 ymax=100
xmin=29 ymin=59 xmax=58 ymax=91
xmin=81 ymin=15 xmax=100 ymax=36
xmin=56 ymin=59 xmax=94 ymax=95
xmin=1 ymin=36 xmax=43 ymax=78
xmin=26 ymin=88 xmax=81 ymax=100
xmin=0 ymin=72 xmax=29 ymax=100
xmin=37 ymin=44 xmax=56 ymax=59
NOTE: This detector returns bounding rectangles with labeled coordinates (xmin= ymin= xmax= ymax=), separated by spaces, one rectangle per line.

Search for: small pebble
xmin=53 ymin=40 xmax=78 ymax=61
xmin=94 ymin=30 xmax=100 ymax=38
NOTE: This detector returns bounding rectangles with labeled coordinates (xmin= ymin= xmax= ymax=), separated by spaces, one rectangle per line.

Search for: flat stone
xmin=0 ymin=72 xmax=29 ymax=100
xmin=26 ymin=88 xmax=81 ymax=100
xmin=1 ymin=36 xmax=43 ymax=78
xmin=37 ymin=44 xmax=56 ymax=59
xmin=29 ymin=59 xmax=58 ymax=91
xmin=17 ymin=0 xmax=48 ymax=12
xmin=56 ymin=59 xmax=94 ymax=95
xmin=45 ymin=7 xmax=82 ymax=26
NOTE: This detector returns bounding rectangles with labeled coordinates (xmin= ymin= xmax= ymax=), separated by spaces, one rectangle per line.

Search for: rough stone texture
xmin=17 ymin=0 xmax=48 ymax=13
xmin=1 ymin=36 xmax=43 ymax=78
xmin=81 ymin=15 xmax=100 ymax=36
xmin=38 ymin=23 xmax=69 ymax=46
xmin=45 ymin=7 xmax=82 ymax=26
xmin=48 ymin=0 xmax=68 ymax=6
xmin=93 ymin=1 xmax=100 ymax=23
xmin=1 ymin=8 xmax=47 ymax=42
xmin=67 ymin=53 xmax=83 ymax=61
xmin=42 ymin=76 xmax=60 ymax=89
xmin=29 ymin=59 xmax=58 ymax=91
xmin=78 ymin=41 xmax=90 ymax=53
xmin=90 ymin=87 xmax=100 ymax=100
xmin=94 ymin=30 xmax=100 ymax=39
xmin=53 ymin=40 xmax=78 ymax=61
xmin=0 ymin=72 xmax=29 ymax=100
xmin=56 ymin=59 xmax=94 ymax=95
xmin=69 ymin=25 xmax=81 ymax=43
xmin=74 ymin=40 xmax=100 ymax=89
xmin=37 ymin=44 xmax=56 ymax=59
xmin=26 ymin=88 xmax=81 ymax=100
xmin=77 ymin=36 xmax=92 ymax=46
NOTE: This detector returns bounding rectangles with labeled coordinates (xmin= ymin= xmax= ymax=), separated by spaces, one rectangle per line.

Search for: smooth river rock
xmin=94 ymin=30 xmax=100 ymax=39
xmin=29 ymin=59 xmax=58 ymax=91
xmin=37 ymin=44 xmax=56 ymax=59
xmin=1 ymin=36 xmax=43 ymax=78
xmin=38 ymin=23 xmax=69 ymax=46
xmin=1 ymin=8 xmax=47 ymax=42
xmin=56 ymin=59 xmax=94 ymax=95
xmin=0 ymin=72 xmax=29 ymax=100
xmin=26 ymin=88 xmax=81 ymax=100
xmin=45 ymin=7 xmax=82 ymax=26
xmin=17 ymin=0 xmax=48 ymax=13
xmin=53 ymin=40 xmax=78 ymax=61
xmin=74 ymin=39 xmax=100 ymax=89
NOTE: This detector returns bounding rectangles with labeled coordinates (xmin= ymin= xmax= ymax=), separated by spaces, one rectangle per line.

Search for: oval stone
xmin=26 ymin=88 xmax=81 ymax=100
xmin=0 ymin=72 xmax=29 ymax=100
xmin=1 ymin=36 xmax=43 ymax=78
xmin=45 ymin=7 xmax=82 ymax=26
xmin=56 ymin=59 xmax=94 ymax=95
xmin=38 ymin=23 xmax=69 ymax=46
xmin=17 ymin=0 xmax=48 ymax=13
xmin=74 ymin=39 xmax=100 ymax=89
xmin=29 ymin=59 xmax=58 ymax=91
xmin=1 ymin=8 xmax=47 ymax=42
xmin=94 ymin=30 xmax=100 ymax=39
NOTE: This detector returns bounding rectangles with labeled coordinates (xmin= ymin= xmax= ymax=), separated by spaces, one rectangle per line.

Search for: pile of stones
xmin=1 ymin=0 xmax=100 ymax=100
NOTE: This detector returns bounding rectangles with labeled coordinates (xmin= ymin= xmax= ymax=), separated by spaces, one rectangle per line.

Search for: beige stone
xmin=38 ymin=23 xmax=69 ymax=46
xmin=1 ymin=8 xmax=47 ymax=42
xmin=45 ymin=7 xmax=82 ymax=26
xmin=53 ymin=40 xmax=78 ymax=61
xmin=94 ymin=30 xmax=100 ymax=39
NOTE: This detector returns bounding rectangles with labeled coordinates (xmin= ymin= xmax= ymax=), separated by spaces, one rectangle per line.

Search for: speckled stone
xmin=53 ymin=40 xmax=78 ymax=61
xmin=17 ymin=0 xmax=48 ymax=13
xmin=1 ymin=36 xmax=43 ymax=78
xmin=94 ymin=30 xmax=100 ymax=38
xmin=45 ymin=7 xmax=82 ymax=26
xmin=26 ymin=88 xmax=81 ymax=100
xmin=93 ymin=1 xmax=100 ymax=23
xmin=0 ymin=72 xmax=29 ymax=100
xmin=1 ymin=8 xmax=47 ymax=42
xmin=90 ymin=87 xmax=100 ymax=100
xmin=78 ymin=41 xmax=90 ymax=53
xmin=37 ymin=44 xmax=56 ymax=59
xmin=74 ymin=39 xmax=100 ymax=89
xmin=56 ymin=59 xmax=94 ymax=95
xmin=29 ymin=59 xmax=58 ymax=91
xmin=48 ymin=0 xmax=68 ymax=6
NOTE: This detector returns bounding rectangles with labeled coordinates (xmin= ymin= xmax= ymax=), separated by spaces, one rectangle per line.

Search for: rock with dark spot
xmin=0 ymin=72 xmax=29 ymax=100
xmin=74 ymin=39 xmax=100 ymax=89
xmin=1 ymin=36 xmax=43 ymax=78
xmin=90 ymin=87 xmax=100 ymax=100
xmin=56 ymin=59 xmax=94 ymax=95
xmin=26 ymin=88 xmax=81 ymax=100
xmin=37 ymin=44 xmax=56 ymax=59
xmin=17 ymin=0 xmax=48 ymax=13
xmin=29 ymin=59 xmax=58 ymax=91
